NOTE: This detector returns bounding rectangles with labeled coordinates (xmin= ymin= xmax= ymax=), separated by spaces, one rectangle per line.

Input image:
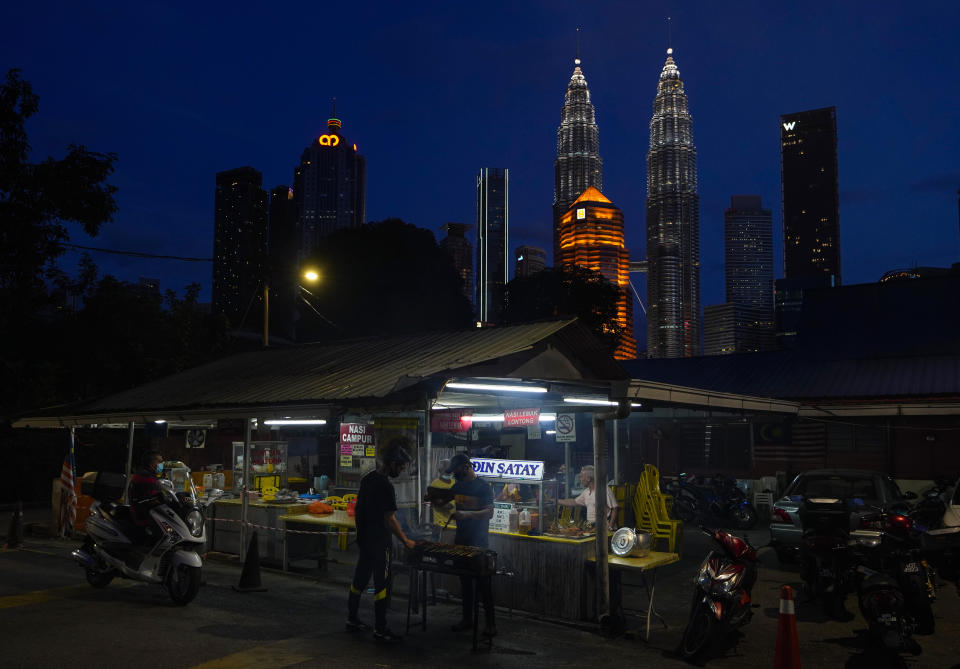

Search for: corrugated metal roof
xmin=16 ymin=320 xmax=627 ymax=425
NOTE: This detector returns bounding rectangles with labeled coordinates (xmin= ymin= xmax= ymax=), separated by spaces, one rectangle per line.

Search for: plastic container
xmin=508 ymin=507 xmax=519 ymax=533
xmin=519 ymin=508 xmax=532 ymax=534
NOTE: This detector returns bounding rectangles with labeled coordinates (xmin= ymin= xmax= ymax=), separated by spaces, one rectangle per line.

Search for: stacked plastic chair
xmin=631 ymin=465 xmax=682 ymax=555
xmin=324 ymin=495 xmax=350 ymax=550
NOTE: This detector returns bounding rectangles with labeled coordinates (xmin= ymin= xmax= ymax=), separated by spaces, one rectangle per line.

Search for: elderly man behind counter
xmin=558 ymin=465 xmax=618 ymax=527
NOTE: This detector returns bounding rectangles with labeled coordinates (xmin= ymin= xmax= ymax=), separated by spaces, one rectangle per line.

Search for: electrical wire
xmin=61 ymin=243 xmax=211 ymax=262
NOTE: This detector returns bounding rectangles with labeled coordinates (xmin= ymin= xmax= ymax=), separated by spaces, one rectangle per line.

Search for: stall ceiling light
xmin=154 ymin=420 xmax=167 ymax=424
xmin=446 ymin=382 xmax=548 ymax=394
xmin=563 ymin=397 xmax=642 ymax=408
xmin=469 ymin=413 xmax=556 ymax=423
xmin=545 ymin=430 xmax=557 ymax=435
xmin=264 ymin=419 xmax=327 ymax=426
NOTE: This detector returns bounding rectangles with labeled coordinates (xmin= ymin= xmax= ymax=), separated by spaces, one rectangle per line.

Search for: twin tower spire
xmin=552 ymin=38 xmax=701 ymax=359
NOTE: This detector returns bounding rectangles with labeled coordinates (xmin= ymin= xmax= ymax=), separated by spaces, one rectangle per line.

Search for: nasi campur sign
xmin=340 ymin=423 xmax=375 ymax=466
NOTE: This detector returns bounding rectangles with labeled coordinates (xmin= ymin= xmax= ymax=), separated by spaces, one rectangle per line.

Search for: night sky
xmin=5 ymin=1 xmax=960 ymax=323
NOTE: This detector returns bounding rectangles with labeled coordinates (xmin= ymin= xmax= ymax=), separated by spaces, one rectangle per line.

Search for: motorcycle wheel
xmin=85 ymin=568 xmax=114 ymax=588
xmin=680 ymin=603 xmax=716 ymax=660
xmin=674 ymin=500 xmax=697 ymax=523
xmin=167 ymin=564 xmax=201 ymax=605
xmin=732 ymin=504 xmax=758 ymax=530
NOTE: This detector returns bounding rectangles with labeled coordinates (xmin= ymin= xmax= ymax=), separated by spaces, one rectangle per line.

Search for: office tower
xmin=440 ymin=222 xmax=474 ymax=307
xmin=553 ymin=54 xmax=603 ymax=265
xmin=558 ymin=187 xmax=637 ymax=360
xmin=476 ymin=168 xmax=509 ymax=324
xmin=293 ymin=108 xmax=366 ymax=260
xmin=268 ymin=185 xmax=299 ymax=341
xmin=515 ymin=245 xmax=547 ymax=278
xmin=212 ymin=167 xmax=267 ymax=328
xmin=703 ymin=303 xmax=774 ymax=355
xmin=780 ymin=106 xmax=841 ymax=286
xmin=645 ymin=48 xmax=701 ymax=358
xmin=725 ymin=196 xmax=774 ymax=312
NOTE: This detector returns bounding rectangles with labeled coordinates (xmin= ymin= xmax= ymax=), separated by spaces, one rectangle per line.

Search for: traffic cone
xmin=774 ymin=585 xmax=802 ymax=669
xmin=232 ymin=531 xmax=267 ymax=592
xmin=5 ymin=502 xmax=24 ymax=549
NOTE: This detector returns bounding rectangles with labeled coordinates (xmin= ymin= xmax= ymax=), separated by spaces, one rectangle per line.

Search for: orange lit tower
xmin=559 ymin=186 xmax=636 ymax=359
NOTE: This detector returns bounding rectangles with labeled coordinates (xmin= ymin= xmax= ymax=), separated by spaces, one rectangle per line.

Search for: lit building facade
xmin=704 ymin=303 xmax=775 ymax=355
xmin=645 ymin=49 xmax=701 ymax=358
xmin=780 ymin=106 xmax=841 ymax=286
xmin=514 ymin=245 xmax=546 ymax=278
xmin=294 ymin=111 xmax=366 ymax=260
xmin=553 ymin=55 xmax=603 ymax=265
xmin=725 ymin=195 xmax=773 ymax=313
xmin=476 ymin=168 xmax=509 ymax=324
xmin=559 ymin=186 xmax=636 ymax=360
xmin=440 ymin=222 xmax=474 ymax=308
xmin=212 ymin=166 xmax=268 ymax=328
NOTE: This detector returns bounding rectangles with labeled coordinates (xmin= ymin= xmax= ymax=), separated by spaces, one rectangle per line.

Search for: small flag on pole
xmin=59 ymin=429 xmax=78 ymax=536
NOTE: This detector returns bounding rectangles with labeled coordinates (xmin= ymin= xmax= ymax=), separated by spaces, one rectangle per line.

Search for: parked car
xmin=769 ymin=469 xmax=913 ymax=563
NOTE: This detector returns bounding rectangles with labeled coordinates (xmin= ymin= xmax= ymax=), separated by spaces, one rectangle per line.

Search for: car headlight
xmin=186 ymin=510 xmax=204 ymax=537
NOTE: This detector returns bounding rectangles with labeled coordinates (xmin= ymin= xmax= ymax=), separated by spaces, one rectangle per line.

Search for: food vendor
xmin=557 ymin=465 xmax=618 ymax=526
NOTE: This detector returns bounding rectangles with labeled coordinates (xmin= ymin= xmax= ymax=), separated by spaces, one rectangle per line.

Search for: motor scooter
xmin=72 ymin=464 xmax=222 ymax=605
xmin=679 ymin=526 xmax=759 ymax=660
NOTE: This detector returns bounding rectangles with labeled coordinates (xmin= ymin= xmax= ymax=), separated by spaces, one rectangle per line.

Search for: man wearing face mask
xmin=128 ymin=451 xmax=164 ymax=543
xmin=347 ymin=438 xmax=417 ymax=644
xmin=429 ymin=453 xmax=496 ymax=637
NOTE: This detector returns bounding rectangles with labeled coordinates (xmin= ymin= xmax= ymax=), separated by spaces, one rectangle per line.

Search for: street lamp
xmin=264 ymin=268 xmax=320 ymax=347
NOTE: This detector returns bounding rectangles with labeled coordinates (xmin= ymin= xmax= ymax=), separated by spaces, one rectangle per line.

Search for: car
xmin=768 ymin=468 xmax=913 ymax=563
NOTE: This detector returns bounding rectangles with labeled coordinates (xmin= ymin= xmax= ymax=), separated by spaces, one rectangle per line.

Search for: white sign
xmin=490 ymin=502 xmax=512 ymax=532
xmin=782 ymin=121 xmax=796 ymax=131
xmin=527 ymin=423 xmax=541 ymax=440
xmin=472 ymin=458 xmax=544 ymax=481
xmin=555 ymin=413 xmax=577 ymax=443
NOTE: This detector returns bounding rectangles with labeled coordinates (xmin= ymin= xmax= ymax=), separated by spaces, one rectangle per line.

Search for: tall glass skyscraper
xmin=293 ymin=110 xmax=366 ymax=260
xmin=553 ymin=54 xmax=603 ymax=265
xmin=212 ymin=166 xmax=267 ymax=329
xmin=724 ymin=195 xmax=773 ymax=313
xmin=476 ymin=168 xmax=509 ymax=324
xmin=780 ymin=106 xmax=841 ymax=286
xmin=645 ymin=48 xmax=700 ymax=358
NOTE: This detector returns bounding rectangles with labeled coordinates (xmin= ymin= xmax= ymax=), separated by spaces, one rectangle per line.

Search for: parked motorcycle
xmin=72 ymin=466 xmax=221 ymax=605
xmin=679 ymin=526 xmax=759 ymax=660
xmin=849 ymin=505 xmax=936 ymax=655
xmin=671 ymin=473 xmax=758 ymax=530
xmin=798 ymin=496 xmax=857 ymax=618
xmin=909 ymin=476 xmax=954 ymax=531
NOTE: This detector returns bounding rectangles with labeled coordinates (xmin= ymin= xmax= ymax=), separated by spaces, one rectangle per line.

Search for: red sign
xmin=431 ymin=409 xmax=472 ymax=433
xmin=340 ymin=423 xmax=375 ymax=456
xmin=503 ymin=408 xmax=540 ymax=427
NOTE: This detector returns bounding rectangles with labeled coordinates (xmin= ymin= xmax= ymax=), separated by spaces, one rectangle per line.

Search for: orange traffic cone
xmin=5 ymin=502 xmax=24 ymax=549
xmin=774 ymin=584 xmax=801 ymax=669
xmin=233 ymin=531 xmax=267 ymax=592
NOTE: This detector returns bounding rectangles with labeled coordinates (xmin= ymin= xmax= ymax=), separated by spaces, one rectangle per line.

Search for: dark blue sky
xmin=5 ymin=1 xmax=960 ymax=318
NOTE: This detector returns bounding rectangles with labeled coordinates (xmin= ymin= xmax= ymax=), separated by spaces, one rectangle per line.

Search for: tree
xmin=0 ymin=69 xmax=118 ymax=416
xmin=299 ymin=219 xmax=474 ymax=340
xmin=501 ymin=264 xmax=625 ymax=353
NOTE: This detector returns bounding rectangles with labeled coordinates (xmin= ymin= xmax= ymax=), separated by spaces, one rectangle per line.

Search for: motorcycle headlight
xmin=186 ymin=510 xmax=204 ymax=537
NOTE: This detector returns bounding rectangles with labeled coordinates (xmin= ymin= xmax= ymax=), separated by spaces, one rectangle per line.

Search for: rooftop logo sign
xmin=319 ymin=134 xmax=340 ymax=146
xmin=782 ymin=121 xmax=796 ymax=131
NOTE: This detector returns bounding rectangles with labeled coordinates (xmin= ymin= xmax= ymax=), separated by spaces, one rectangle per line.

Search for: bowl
xmin=610 ymin=527 xmax=652 ymax=557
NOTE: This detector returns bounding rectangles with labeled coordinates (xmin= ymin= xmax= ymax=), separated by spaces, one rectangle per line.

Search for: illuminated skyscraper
xmin=558 ymin=187 xmax=636 ymax=360
xmin=294 ymin=108 xmax=366 ymax=260
xmin=212 ymin=166 xmax=267 ymax=328
xmin=725 ymin=195 xmax=773 ymax=313
xmin=553 ymin=54 xmax=602 ymax=265
xmin=780 ymin=106 xmax=841 ymax=286
xmin=514 ymin=245 xmax=546 ymax=278
xmin=645 ymin=48 xmax=700 ymax=358
xmin=477 ymin=168 xmax=509 ymax=323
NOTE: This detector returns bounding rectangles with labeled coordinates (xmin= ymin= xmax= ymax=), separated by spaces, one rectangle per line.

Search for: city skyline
xmin=6 ymin=3 xmax=959 ymax=337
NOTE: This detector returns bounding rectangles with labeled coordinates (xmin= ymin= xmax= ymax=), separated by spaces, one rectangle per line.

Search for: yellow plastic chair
xmin=342 ymin=493 xmax=357 ymax=502
xmin=632 ymin=476 xmax=683 ymax=555
xmin=323 ymin=496 xmax=350 ymax=549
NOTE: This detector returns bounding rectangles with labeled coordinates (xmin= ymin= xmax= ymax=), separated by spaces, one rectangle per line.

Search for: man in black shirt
xmin=347 ymin=438 xmax=416 ymax=644
xmin=442 ymin=453 xmax=495 ymax=636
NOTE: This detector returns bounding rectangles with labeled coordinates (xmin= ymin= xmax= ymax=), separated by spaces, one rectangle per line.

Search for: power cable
xmin=61 ymin=243 xmax=211 ymax=262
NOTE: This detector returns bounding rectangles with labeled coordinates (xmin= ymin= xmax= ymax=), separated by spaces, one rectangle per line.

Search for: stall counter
xmin=212 ymin=498 xmax=307 ymax=565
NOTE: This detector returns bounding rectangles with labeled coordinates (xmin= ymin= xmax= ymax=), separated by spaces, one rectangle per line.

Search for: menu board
xmin=489 ymin=502 xmax=513 ymax=532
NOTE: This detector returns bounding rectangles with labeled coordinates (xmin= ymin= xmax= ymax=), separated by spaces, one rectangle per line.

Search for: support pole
xmin=263 ymin=284 xmax=270 ymax=347
xmin=240 ymin=418 xmax=253 ymax=562
xmin=564 ymin=443 xmax=571 ymax=497
xmin=123 ymin=421 xmax=135 ymax=503
xmin=421 ymin=398 xmax=431 ymax=524
xmin=593 ymin=400 xmax=631 ymax=635
xmin=613 ymin=418 xmax=620 ymax=485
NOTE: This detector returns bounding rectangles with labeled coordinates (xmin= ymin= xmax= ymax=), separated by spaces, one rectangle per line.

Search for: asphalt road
xmin=2 ymin=522 xmax=960 ymax=669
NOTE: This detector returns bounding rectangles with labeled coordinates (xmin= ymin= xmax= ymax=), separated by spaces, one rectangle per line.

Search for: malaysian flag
xmin=59 ymin=429 xmax=78 ymax=536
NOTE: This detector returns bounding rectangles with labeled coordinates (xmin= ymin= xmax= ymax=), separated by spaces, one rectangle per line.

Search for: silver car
xmin=769 ymin=468 xmax=911 ymax=563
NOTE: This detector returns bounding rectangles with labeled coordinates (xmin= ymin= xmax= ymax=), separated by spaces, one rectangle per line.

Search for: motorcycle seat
xmin=100 ymin=503 xmax=132 ymax=523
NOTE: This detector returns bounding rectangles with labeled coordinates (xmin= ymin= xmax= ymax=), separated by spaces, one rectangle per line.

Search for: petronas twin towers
xmin=553 ymin=47 xmax=700 ymax=358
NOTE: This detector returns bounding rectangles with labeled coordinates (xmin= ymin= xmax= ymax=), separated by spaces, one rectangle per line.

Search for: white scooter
xmin=72 ymin=463 xmax=221 ymax=605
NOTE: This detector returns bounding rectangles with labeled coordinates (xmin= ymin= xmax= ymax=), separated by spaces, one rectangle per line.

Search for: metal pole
xmin=593 ymin=400 xmax=630 ymax=634
xmin=240 ymin=418 xmax=252 ymax=561
xmin=263 ymin=283 xmax=270 ymax=348
xmin=421 ymin=398 xmax=431 ymax=524
xmin=123 ymin=422 xmax=135 ymax=503
xmin=613 ymin=418 xmax=620 ymax=485
xmin=564 ymin=442 xmax=571 ymax=497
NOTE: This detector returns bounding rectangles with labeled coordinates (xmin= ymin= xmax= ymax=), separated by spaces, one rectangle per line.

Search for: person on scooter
xmin=128 ymin=451 xmax=164 ymax=543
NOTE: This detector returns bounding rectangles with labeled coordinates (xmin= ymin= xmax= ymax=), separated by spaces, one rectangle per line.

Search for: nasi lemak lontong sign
xmin=471 ymin=458 xmax=544 ymax=481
